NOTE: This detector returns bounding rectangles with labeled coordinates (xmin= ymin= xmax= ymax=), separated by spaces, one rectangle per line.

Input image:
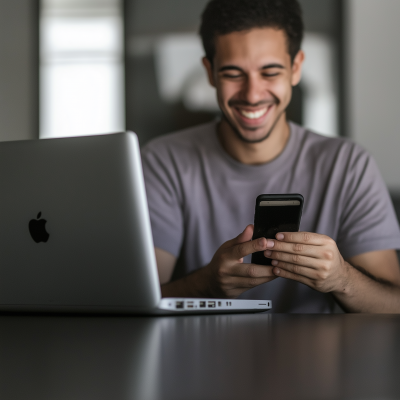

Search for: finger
xmin=229 ymin=263 xmax=276 ymax=279
xmin=231 ymin=236 xmax=273 ymax=259
xmin=270 ymin=259 xmax=319 ymax=280
xmin=264 ymin=240 xmax=321 ymax=259
xmin=266 ymin=250 xmax=321 ymax=269
xmin=220 ymin=224 xmax=254 ymax=250
xmin=275 ymin=231 xmax=327 ymax=246
xmin=225 ymin=274 xmax=277 ymax=289
xmin=272 ymin=265 xmax=313 ymax=286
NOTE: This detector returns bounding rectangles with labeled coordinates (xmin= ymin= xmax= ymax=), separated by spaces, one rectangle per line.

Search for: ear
xmin=291 ymin=50 xmax=305 ymax=86
xmin=202 ymin=57 xmax=216 ymax=87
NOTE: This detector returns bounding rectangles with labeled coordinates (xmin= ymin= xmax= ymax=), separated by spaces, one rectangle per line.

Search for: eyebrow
xmin=218 ymin=65 xmax=242 ymax=72
xmin=261 ymin=63 xmax=284 ymax=69
xmin=218 ymin=63 xmax=285 ymax=72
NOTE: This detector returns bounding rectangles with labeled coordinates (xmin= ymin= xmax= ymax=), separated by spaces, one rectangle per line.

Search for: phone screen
xmin=251 ymin=198 xmax=303 ymax=266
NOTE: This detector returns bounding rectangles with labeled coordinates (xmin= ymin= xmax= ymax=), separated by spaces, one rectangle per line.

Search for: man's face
xmin=203 ymin=28 xmax=304 ymax=143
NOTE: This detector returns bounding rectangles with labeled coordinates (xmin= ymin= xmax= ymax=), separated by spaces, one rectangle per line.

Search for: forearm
xmin=333 ymin=263 xmax=400 ymax=313
xmin=161 ymin=266 xmax=212 ymax=298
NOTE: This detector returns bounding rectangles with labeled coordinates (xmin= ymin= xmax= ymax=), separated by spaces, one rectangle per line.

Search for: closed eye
xmin=262 ymin=71 xmax=280 ymax=77
xmin=261 ymin=64 xmax=284 ymax=77
xmin=219 ymin=65 xmax=244 ymax=79
xmin=222 ymin=73 xmax=243 ymax=78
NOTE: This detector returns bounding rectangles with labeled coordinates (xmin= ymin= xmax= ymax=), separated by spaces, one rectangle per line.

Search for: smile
xmin=239 ymin=108 xmax=268 ymax=119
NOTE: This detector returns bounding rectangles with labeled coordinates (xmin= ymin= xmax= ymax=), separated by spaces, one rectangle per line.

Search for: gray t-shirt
xmin=142 ymin=121 xmax=400 ymax=313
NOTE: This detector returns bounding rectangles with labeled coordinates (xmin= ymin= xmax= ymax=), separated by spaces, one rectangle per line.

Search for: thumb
xmin=220 ymin=224 xmax=254 ymax=250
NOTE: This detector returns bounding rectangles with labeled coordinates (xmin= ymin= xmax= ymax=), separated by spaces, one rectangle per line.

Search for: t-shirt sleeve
xmin=141 ymin=143 xmax=183 ymax=258
xmin=336 ymin=145 xmax=400 ymax=259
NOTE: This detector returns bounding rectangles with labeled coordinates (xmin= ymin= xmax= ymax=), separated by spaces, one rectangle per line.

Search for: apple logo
xmin=29 ymin=212 xmax=50 ymax=243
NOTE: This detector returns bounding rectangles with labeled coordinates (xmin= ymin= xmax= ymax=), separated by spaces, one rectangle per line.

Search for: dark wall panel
xmin=0 ymin=0 xmax=39 ymax=141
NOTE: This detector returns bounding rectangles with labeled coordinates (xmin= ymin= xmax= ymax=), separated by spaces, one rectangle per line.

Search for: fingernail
xmin=274 ymin=268 xmax=281 ymax=275
xmin=276 ymin=233 xmax=284 ymax=240
xmin=271 ymin=260 xmax=278 ymax=266
xmin=266 ymin=240 xmax=274 ymax=248
xmin=264 ymin=250 xmax=272 ymax=257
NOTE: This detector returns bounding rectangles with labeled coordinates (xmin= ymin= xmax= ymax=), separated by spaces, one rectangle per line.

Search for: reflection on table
xmin=0 ymin=313 xmax=399 ymax=399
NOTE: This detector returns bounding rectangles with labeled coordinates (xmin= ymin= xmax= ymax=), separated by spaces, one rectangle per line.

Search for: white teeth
xmin=240 ymin=108 xmax=267 ymax=119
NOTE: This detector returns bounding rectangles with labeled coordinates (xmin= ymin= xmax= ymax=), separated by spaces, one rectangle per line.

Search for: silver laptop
xmin=0 ymin=132 xmax=271 ymax=314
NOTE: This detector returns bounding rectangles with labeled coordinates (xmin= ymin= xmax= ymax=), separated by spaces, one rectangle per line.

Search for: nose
xmin=240 ymin=73 xmax=265 ymax=105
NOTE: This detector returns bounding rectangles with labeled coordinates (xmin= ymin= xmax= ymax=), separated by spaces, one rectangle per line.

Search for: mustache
xmin=228 ymin=98 xmax=279 ymax=108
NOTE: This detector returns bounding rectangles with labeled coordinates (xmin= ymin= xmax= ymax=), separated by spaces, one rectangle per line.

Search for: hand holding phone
xmin=251 ymin=194 xmax=304 ymax=266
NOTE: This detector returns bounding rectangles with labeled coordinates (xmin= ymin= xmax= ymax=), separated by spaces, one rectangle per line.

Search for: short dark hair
xmin=199 ymin=0 xmax=303 ymax=63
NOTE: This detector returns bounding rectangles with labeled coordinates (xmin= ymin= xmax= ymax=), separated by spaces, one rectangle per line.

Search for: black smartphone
xmin=251 ymin=194 xmax=304 ymax=266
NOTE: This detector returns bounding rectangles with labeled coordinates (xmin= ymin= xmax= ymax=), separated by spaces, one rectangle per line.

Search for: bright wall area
xmin=0 ymin=0 xmax=38 ymax=141
xmin=347 ymin=0 xmax=400 ymax=193
xmin=40 ymin=0 xmax=125 ymax=139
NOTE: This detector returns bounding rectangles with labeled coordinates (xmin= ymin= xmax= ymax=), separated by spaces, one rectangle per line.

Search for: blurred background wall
xmin=40 ymin=0 xmax=124 ymax=138
xmin=347 ymin=0 xmax=400 ymax=195
xmin=0 ymin=0 xmax=38 ymax=141
xmin=0 ymin=0 xmax=399 ymax=198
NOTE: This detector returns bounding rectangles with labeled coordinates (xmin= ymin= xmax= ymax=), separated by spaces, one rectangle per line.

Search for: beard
xmin=221 ymin=98 xmax=285 ymax=144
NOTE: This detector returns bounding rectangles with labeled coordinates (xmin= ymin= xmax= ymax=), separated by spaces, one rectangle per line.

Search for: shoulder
xmin=291 ymin=122 xmax=372 ymax=167
xmin=141 ymin=121 xmax=219 ymax=178
xmin=142 ymin=121 xmax=217 ymax=157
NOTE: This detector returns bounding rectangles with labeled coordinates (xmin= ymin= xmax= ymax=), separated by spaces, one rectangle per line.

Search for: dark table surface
xmin=0 ymin=312 xmax=399 ymax=400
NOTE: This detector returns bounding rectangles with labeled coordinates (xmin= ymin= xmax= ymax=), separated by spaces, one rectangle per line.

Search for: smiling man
xmin=141 ymin=0 xmax=400 ymax=313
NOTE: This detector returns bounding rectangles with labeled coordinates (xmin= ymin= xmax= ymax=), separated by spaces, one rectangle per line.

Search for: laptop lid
xmin=0 ymin=132 xmax=161 ymax=312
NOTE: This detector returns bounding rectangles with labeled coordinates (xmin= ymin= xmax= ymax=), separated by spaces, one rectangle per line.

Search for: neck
xmin=217 ymin=114 xmax=290 ymax=165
